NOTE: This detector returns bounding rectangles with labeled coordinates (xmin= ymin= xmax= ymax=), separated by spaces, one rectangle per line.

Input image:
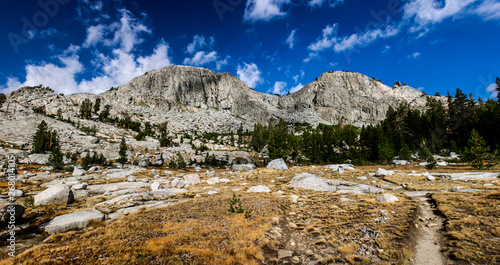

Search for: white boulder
xmin=150 ymin=181 xmax=162 ymax=191
xmin=42 ymin=209 xmax=104 ymax=234
xmin=72 ymin=168 xmax=86 ymax=177
xmin=376 ymin=194 xmax=399 ymax=203
xmin=266 ymin=158 xmax=288 ymax=170
xmin=34 ymin=184 xmax=74 ymax=206
xmin=247 ymin=185 xmax=272 ymax=193
xmin=183 ymin=174 xmax=201 ymax=185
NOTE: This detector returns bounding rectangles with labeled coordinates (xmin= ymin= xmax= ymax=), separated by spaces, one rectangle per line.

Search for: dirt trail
xmin=411 ymin=195 xmax=448 ymax=265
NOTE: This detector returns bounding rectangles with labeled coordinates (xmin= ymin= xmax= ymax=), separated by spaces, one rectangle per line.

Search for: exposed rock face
xmin=6 ymin=66 xmax=429 ymax=134
xmin=96 ymin=66 xmax=427 ymax=130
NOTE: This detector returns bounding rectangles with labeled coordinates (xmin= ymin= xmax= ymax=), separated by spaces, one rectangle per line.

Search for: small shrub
xmin=228 ymin=194 xmax=251 ymax=218
xmin=24 ymin=195 xmax=34 ymax=208
xmin=426 ymin=156 xmax=437 ymax=170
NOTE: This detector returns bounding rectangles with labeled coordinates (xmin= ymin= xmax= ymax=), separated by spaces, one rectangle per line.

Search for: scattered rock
xmin=247 ymin=185 xmax=271 ymax=193
xmin=207 ymin=191 xmax=218 ymax=195
xmin=393 ymin=160 xmax=410 ymax=165
xmin=288 ymin=173 xmax=336 ymax=192
xmin=41 ymin=209 xmax=105 ymax=234
xmin=376 ymin=194 xmax=399 ymax=203
xmin=10 ymin=189 xmax=23 ymax=197
xmin=232 ymin=164 xmax=256 ymax=172
xmin=278 ymin=249 xmax=293 ymax=259
xmin=26 ymin=154 xmax=50 ymax=165
xmin=127 ymin=175 xmax=137 ymax=182
xmin=375 ymin=168 xmax=393 ymax=177
xmin=72 ymin=183 xmax=88 ymax=190
xmin=34 ymin=184 xmax=74 ymax=206
xmin=72 ymin=168 xmax=86 ymax=177
xmin=207 ymin=177 xmax=220 ymax=185
xmin=150 ymin=181 xmax=162 ymax=191
xmin=426 ymin=175 xmax=435 ymax=181
xmin=266 ymin=158 xmax=288 ymax=170
xmin=183 ymin=174 xmax=201 ymax=185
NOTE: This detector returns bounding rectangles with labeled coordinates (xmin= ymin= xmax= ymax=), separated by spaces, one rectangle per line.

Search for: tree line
xmin=250 ymin=82 xmax=500 ymax=169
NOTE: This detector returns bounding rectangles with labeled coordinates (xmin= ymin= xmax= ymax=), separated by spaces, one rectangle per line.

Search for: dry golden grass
xmin=278 ymin=190 xmax=417 ymax=264
xmin=13 ymin=193 xmax=283 ymax=265
xmin=433 ymin=192 xmax=500 ymax=264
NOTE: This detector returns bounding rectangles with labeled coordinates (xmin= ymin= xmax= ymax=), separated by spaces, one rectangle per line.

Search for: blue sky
xmin=0 ymin=0 xmax=499 ymax=99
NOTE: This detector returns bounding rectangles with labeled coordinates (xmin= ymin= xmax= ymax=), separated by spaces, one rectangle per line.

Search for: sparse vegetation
xmin=79 ymin=98 xmax=93 ymax=120
xmin=433 ymin=192 xmax=500 ymax=264
xmin=32 ymin=120 xmax=59 ymax=154
xmin=32 ymin=105 xmax=46 ymax=115
xmin=15 ymin=194 xmax=281 ymax=264
xmin=23 ymin=195 xmax=34 ymax=208
xmin=117 ymin=137 xmax=128 ymax=167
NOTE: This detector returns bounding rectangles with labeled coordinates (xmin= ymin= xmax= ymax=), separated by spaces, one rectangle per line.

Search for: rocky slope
xmin=6 ymin=66 xmax=428 ymax=132
xmin=96 ymin=66 xmax=427 ymax=129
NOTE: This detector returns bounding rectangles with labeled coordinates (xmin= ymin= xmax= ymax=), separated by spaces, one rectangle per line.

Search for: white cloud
xmin=273 ymin=81 xmax=287 ymax=95
xmin=308 ymin=0 xmax=344 ymax=7
xmin=308 ymin=24 xmax=338 ymax=51
xmin=403 ymin=0 xmax=476 ymax=32
xmin=216 ymin=56 xmax=230 ymax=71
xmin=292 ymin=70 xmax=305 ymax=83
xmin=286 ymin=29 xmax=296 ymax=49
xmin=486 ymin=83 xmax=498 ymax=98
xmin=237 ymin=63 xmax=263 ymax=88
xmin=1 ymin=9 xmax=172 ymax=95
xmin=289 ymin=83 xmax=304 ymax=94
xmin=307 ymin=23 xmax=399 ymax=55
xmin=475 ymin=0 xmax=500 ymax=20
xmin=183 ymin=51 xmax=218 ymax=66
xmin=81 ymin=9 xmax=151 ymax=52
xmin=244 ymin=0 xmax=291 ymax=22
xmin=334 ymin=26 xmax=399 ymax=52
xmin=83 ymin=24 xmax=105 ymax=47
xmin=409 ymin=52 xmax=421 ymax=59
xmin=5 ymin=50 xmax=84 ymax=95
xmin=186 ymin=35 xmax=214 ymax=54
xmin=0 ymin=78 xmax=23 ymax=94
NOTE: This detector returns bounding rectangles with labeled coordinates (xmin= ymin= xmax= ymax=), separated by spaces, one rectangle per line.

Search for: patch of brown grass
xmin=14 ymin=193 xmax=283 ymax=265
xmin=279 ymin=191 xmax=417 ymax=264
xmin=433 ymin=192 xmax=500 ymax=264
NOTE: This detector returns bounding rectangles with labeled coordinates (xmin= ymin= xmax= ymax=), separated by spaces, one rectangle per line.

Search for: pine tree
xmin=33 ymin=120 xmax=51 ymax=153
xmin=237 ymin=124 xmax=244 ymax=145
xmin=79 ymin=99 xmax=93 ymax=120
xmin=157 ymin=122 xmax=170 ymax=147
xmin=99 ymin=104 xmax=111 ymax=121
xmin=48 ymin=145 xmax=64 ymax=171
xmin=93 ymin=98 xmax=101 ymax=114
xmin=117 ymin=137 xmax=127 ymax=168
xmin=0 ymin=94 xmax=6 ymax=109
xmin=466 ymin=129 xmax=490 ymax=170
